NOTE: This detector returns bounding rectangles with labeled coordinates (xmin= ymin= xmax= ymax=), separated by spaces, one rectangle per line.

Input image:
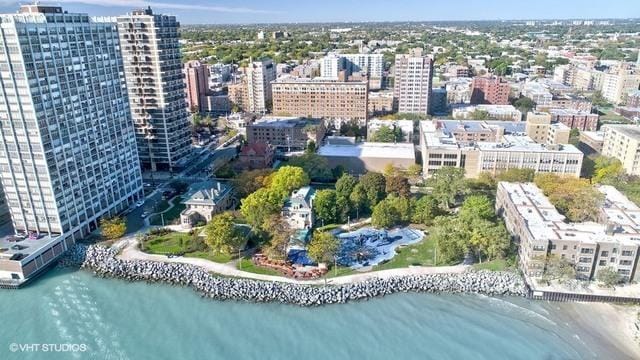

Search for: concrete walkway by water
xmin=117 ymin=237 xmax=468 ymax=285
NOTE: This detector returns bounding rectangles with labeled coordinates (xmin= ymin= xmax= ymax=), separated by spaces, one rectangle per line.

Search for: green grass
xmin=149 ymin=196 xmax=185 ymax=226
xmin=237 ymin=258 xmax=282 ymax=276
xmin=186 ymin=251 xmax=233 ymax=264
xmin=143 ymin=231 xmax=192 ymax=254
xmin=324 ymin=266 xmax=357 ymax=278
xmin=599 ymin=109 xmax=632 ymax=124
xmin=372 ymin=237 xmax=442 ymax=271
xmin=472 ymin=255 xmax=517 ymax=272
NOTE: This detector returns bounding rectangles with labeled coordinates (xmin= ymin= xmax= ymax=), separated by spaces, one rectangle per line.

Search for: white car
xmin=136 ymin=200 xmax=145 ymax=208
xmin=141 ymin=212 xmax=149 ymax=219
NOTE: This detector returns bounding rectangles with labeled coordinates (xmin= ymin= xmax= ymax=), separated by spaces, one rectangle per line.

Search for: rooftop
xmin=318 ymin=142 xmax=416 ymax=160
xmin=602 ymin=125 xmax=640 ymax=139
xmin=0 ymin=233 xmax=62 ymax=263
xmin=251 ymin=116 xmax=322 ymax=129
xmin=499 ymin=182 xmax=640 ymax=246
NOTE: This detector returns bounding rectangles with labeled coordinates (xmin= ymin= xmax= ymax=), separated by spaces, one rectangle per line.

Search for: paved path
xmin=117 ymin=237 xmax=468 ymax=285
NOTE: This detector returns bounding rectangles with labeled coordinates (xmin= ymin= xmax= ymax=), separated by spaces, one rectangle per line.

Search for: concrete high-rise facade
xmin=246 ymin=59 xmax=276 ymax=114
xmin=0 ymin=5 xmax=144 ymax=281
xmin=394 ymin=49 xmax=434 ymax=115
xmin=117 ymin=7 xmax=191 ymax=172
xmin=184 ymin=60 xmax=209 ymax=113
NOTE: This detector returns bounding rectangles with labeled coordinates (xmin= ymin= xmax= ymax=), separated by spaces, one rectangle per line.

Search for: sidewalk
xmin=116 ymin=236 xmax=467 ymax=285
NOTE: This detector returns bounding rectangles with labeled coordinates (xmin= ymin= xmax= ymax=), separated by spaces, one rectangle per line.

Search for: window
xmin=622 ymin=250 xmax=634 ymax=257
xmin=620 ymin=260 xmax=633 ymax=266
xmin=601 ymin=251 xmax=609 ymax=257
xmin=578 ymin=257 xmax=591 ymax=263
xmin=580 ymin=248 xmax=594 ymax=254
xmin=599 ymin=260 xmax=607 ymax=266
xmin=562 ymin=245 xmax=568 ymax=250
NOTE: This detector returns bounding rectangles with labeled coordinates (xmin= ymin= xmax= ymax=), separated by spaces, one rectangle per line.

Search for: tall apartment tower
xmin=0 ymin=5 xmax=144 ymax=239
xmin=394 ymin=49 xmax=434 ymax=115
xmin=117 ymin=7 xmax=191 ymax=172
xmin=246 ymin=59 xmax=276 ymax=114
xmin=184 ymin=60 xmax=210 ymax=113
xmin=471 ymin=76 xmax=511 ymax=105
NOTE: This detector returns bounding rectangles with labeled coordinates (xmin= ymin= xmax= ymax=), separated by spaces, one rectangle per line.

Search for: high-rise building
xmin=471 ymin=76 xmax=511 ymax=105
xmin=0 ymin=5 xmax=143 ymax=282
xmin=394 ymin=49 xmax=434 ymax=115
xmin=271 ymin=77 xmax=368 ymax=126
xmin=601 ymin=125 xmax=640 ymax=176
xmin=117 ymin=7 xmax=191 ymax=172
xmin=320 ymin=53 xmax=384 ymax=90
xmin=184 ymin=60 xmax=209 ymax=113
xmin=246 ymin=59 xmax=276 ymax=114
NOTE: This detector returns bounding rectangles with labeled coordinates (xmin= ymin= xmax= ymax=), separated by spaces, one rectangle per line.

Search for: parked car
xmin=141 ymin=212 xmax=149 ymax=218
xmin=136 ymin=200 xmax=145 ymax=208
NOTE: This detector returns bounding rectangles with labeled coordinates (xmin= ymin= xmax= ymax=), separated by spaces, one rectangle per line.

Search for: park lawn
xmin=186 ymin=251 xmax=233 ymax=264
xmin=237 ymin=258 xmax=282 ymax=276
xmin=599 ymin=109 xmax=632 ymax=124
xmin=372 ymin=237 xmax=441 ymax=271
xmin=149 ymin=196 xmax=185 ymax=226
xmin=144 ymin=231 xmax=192 ymax=254
xmin=472 ymin=255 xmax=518 ymax=272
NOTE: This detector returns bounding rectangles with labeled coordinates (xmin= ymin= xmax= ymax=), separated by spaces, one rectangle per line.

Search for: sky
xmin=0 ymin=0 xmax=638 ymax=24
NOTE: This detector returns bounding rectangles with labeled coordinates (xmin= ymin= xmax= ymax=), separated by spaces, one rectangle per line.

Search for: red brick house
xmin=237 ymin=142 xmax=275 ymax=170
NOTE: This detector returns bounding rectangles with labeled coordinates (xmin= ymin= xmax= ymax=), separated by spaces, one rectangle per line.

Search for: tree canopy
xmin=204 ymin=212 xmax=244 ymax=254
xmin=429 ymin=167 xmax=466 ymax=209
xmin=307 ymin=231 xmax=340 ymax=265
xmin=100 ymin=217 xmax=126 ymax=240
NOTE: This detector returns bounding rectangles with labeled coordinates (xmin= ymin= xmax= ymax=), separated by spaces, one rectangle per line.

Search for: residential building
xmin=246 ymin=59 xmax=276 ymax=114
xmin=550 ymin=109 xmax=598 ymax=131
xmin=627 ymin=90 xmax=640 ymax=108
xmin=237 ymin=142 xmax=275 ymax=170
xmin=282 ymin=187 xmax=316 ymax=229
xmin=183 ymin=60 xmax=209 ymax=113
xmin=521 ymin=82 xmax=552 ymax=108
xmin=271 ymin=77 xmax=368 ymax=126
xmin=601 ymin=69 xmax=640 ymax=105
xmin=445 ymin=77 xmax=473 ymax=105
xmin=394 ymin=49 xmax=434 ymax=115
xmin=430 ymin=88 xmax=448 ymax=115
xmin=228 ymin=80 xmax=248 ymax=111
xmin=578 ymin=131 xmax=605 ymax=154
xmin=246 ymin=117 xmax=326 ymax=152
xmin=453 ymin=104 xmax=522 ymax=121
xmin=471 ymin=76 xmax=510 ymax=105
xmin=525 ymin=112 xmax=570 ymax=145
xmin=367 ymin=119 xmax=414 ymax=142
xmin=117 ymin=7 xmax=192 ymax=172
xmin=601 ymin=125 xmax=640 ymax=176
xmin=318 ymin=140 xmax=416 ymax=175
xmin=0 ymin=5 xmax=143 ymax=283
xmin=203 ymin=94 xmax=231 ymax=116
xmin=541 ymin=94 xmax=592 ymax=112
xmin=420 ymin=120 xmax=583 ymax=178
xmin=368 ymin=90 xmax=396 ymax=116
xmin=444 ymin=64 xmax=470 ymax=78
xmin=180 ymin=182 xmax=232 ymax=229
xmin=496 ymin=182 xmax=640 ymax=282
xmin=320 ymin=53 xmax=384 ymax=90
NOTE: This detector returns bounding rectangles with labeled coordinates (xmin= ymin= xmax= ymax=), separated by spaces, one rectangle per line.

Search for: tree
xmin=360 ymin=172 xmax=387 ymax=207
xmin=430 ymin=167 xmax=466 ymax=209
xmin=305 ymin=140 xmax=317 ymax=154
xmin=262 ymin=215 xmax=293 ymax=260
xmin=100 ymin=217 xmax=126 ymax=240
xmin=514 ymin=96 xmax=535 ymax=113
xmin=168 ymin=179 xmax=189 ymax=194
xmin=495 ymin=168 xmax=535 ymax=183
xmin=430 ymin=217 xmax=468 ymax=264
xmin=596 ymin=267 xmax=621 ymax=287
xmin=542 ymin=255 xmax=576 ymax=282
xmin=231 ymin=169 xmax=274 ymax=199
xmin=590 ymin=90 xmax=610 ymax=107
xmin=411 ymin=195 xmax=440 ymax=225
xmin=385 ymin=175 xmax=411 ymax=198
xmin=535 ymin=174 xmax=605 ymax=222
xmin=204 ymin=212 xmax=243 ymax=254
xmin=349 ymin=183 xmax=369 ymax=217
xmin=592 ymin=156 xmax=624 ymax=184
xmin=269 ymin=166 xmax=310 ymax=198
xmin=371 ymin=195 xmax=411 ymax=228
xmin=370 ymin=125 xmax=402 ymax=143
xmin=459 ymin=195 xmax=495 ymax=223
xmin=240 ymin=188 xmax=282 ymax=229
xmin=467 ymin=219 xmax=509 ymax=263
xmin=307 ymin=231 xmax=340 ymax=265
xmin=335 ymin=173 xmax=358 ymax=199
xmin=405 ymin=164 xmax=423 ymax=183
xmin=313 ymin=189 xmax=340 ymax=225
xmin=287 ymin=154 xmax=333 ymax=182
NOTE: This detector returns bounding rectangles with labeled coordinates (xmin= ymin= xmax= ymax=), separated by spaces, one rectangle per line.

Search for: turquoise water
xmin=0 ymin=268 xmax=628 ymax=359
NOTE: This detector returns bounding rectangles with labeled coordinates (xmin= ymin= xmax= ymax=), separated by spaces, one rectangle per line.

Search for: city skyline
xmin=0 ymin=0 xmax=637 ymax=24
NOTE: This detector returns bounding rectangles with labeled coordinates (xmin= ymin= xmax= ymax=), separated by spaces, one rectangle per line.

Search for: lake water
xmin=0 ymin=268 xmax=630 ymax=359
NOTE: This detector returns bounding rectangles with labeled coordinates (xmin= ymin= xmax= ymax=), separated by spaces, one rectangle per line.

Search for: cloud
xmin=23 ymin=0 xmax=279 ymax=14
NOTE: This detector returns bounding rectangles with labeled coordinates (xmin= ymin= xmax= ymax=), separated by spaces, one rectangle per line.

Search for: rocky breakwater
xmin=81 ymin=244 xmax=528 ymax=306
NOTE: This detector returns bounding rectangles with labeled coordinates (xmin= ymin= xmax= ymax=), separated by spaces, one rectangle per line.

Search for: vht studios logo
xmin=9 ymin=343 xmax=88 ymax=353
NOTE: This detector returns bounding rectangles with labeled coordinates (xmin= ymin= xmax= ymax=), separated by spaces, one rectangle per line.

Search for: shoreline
xmin=71 ymin=244 xmax=528 ymax=306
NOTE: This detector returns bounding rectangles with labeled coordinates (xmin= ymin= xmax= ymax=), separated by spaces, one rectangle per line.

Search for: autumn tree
xmin=542 ymin=255 xmax=576 ymax=283
xmin=385 ymin=175 xmax=411 ymax=198
xmin=307 ymin=231 xmax=340 ymax=265
xmin=596 ymin=267 xmax=621 ymax=287
xmin=231 ymin=168 xmax=274 ymax=199
xmin=262 ymin=215 xmax=293 ymax=260
xmin=204 ymin=212 xmax=244 ymax=254
xmin=100 ymin=217 xmax=126 ymax=240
